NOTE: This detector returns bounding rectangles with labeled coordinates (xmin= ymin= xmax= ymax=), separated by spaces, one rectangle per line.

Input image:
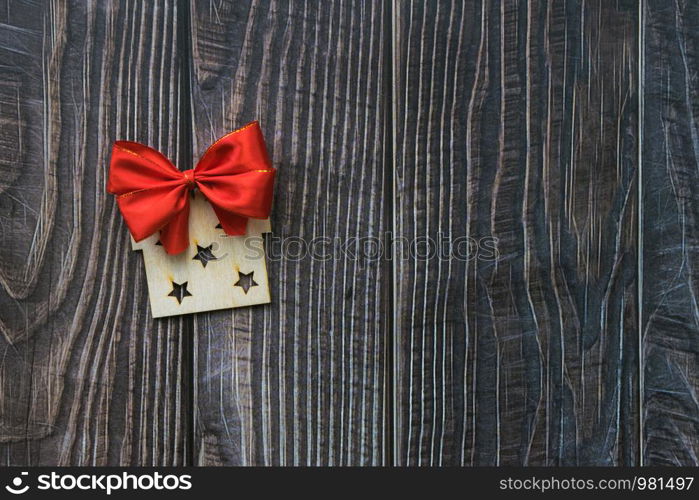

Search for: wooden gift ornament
xmin=107 ymin=121 xmax=276 ymax=318
xmin=131 ymin=197 xmax=271 ymax=317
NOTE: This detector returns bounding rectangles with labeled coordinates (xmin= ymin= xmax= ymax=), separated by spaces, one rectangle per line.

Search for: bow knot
xmin=182 ymin=169 xmax=196 ymax=187
xmin=107 ymin=121 xmax=276 ymax=255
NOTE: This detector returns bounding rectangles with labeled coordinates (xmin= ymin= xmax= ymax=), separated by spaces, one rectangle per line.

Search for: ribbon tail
xmin=211 ymin=205 xmax=249 ymax=235
xmin=159 ymin=205 xmax=191 ymax=254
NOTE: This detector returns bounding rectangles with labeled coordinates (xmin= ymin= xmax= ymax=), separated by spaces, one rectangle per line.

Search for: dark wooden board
xmin=188 ymin=0 xmax=389 ymax=465
xmin=2 ymin=0 xmax=699 ymax=467
xmin=394 ymin=0 xmax=640 ymax=465
xmin=0 ymin=0 xmax=189 ymax=465
xmin=642 ymin=0 xmax=699 ymax=466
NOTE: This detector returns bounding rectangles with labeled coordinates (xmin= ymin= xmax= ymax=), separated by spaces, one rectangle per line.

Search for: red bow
xmin=107 ymin=121 xmax=276 ymax=255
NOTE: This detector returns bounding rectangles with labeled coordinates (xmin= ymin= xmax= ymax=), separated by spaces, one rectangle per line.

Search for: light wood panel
xmin=394 ymin=0 xmax=640 ymax=465
xmin=0 ymin=0 xmax=189 ymax=465
xmin=188 ymin=0 xmax=388 ymax=465
xmin=132 ymin=199 xmax=272 ymax=318
xmin=642 ymin=0 xmax=699 ymax=466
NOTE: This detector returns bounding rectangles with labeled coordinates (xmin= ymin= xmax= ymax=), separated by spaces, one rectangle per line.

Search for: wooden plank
xmin=395 ymin=0 xmax=639 ymax=465
xmin=188 ymin=0 xmax=388 ymax=465
xmin=642 ymin=0 xmax=699 ymax=466
xmin=0 ymin=0 xmax=189 ymax=465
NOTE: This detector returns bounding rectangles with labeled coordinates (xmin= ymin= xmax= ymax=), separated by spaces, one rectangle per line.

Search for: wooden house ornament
xmin=132 ymin=192 xmax=272 ymax=318
xmin=108 ymin=121 xmax=276 ymax=318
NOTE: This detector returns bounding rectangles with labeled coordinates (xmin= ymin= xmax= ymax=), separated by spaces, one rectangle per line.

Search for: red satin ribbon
xmin=107 ymin=121 xmax=276 ymax=255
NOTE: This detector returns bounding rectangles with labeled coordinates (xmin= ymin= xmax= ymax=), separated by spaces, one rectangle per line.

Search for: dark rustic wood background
xmin=0 ymin=0 xmax=696 ymax=466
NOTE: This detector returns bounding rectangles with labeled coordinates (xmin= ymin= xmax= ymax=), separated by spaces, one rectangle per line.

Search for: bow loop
xmin=107 ymin=121 xmax=276 ymax=255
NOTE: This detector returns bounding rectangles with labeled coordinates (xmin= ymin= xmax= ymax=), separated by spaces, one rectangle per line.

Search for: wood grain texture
xmin=642 ymin=0 xmax=699 ymax=466
xmin=188 ymin=0 xmax=388 ymax=465
xmin=394 ymin=0 xmax=640 ymax=465
xmin=3 ymin=0 xmax=698 ymax=467
xmin=0 ymin=0 xmax=189 ymax=465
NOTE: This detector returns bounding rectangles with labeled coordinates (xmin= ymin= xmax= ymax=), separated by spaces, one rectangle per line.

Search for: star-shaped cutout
xmin=168 ymin=281 xmax=192 ymax=304
xmin=234 ymin=270 xmax=258 ymax=294
xmin=155 ymin=239 xmax=162 ymax=246
xmin=192 ymin=244 xmax=218 ymax=267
